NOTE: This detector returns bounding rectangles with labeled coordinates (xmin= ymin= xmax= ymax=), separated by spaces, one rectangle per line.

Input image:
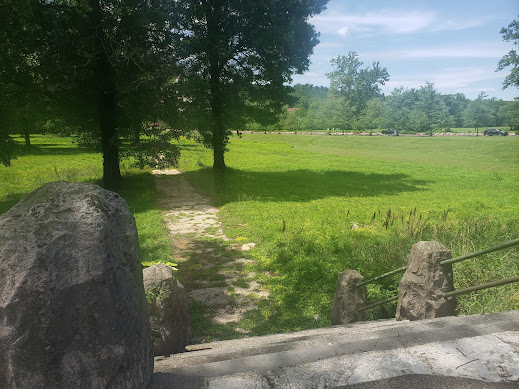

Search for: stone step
xmin=152 ymin=310 xmax=519 ymax=388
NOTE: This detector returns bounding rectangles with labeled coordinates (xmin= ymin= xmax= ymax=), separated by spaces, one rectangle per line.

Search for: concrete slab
xmin=152 ymin=311 xmax=519 ymax=388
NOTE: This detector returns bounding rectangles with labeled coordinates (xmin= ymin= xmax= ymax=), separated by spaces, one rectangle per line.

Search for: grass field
xmin=1 ymin=132 xmax=518 ymax=338
xmin=178 ymin=133 xmax=519 ymax=333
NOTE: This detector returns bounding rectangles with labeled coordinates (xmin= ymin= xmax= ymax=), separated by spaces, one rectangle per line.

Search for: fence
xmin=331 ymin=238 xmax=519 ymax=324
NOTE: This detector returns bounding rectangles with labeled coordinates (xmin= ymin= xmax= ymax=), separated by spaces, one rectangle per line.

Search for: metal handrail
xmin=358 ymin=238 xmax=519 ymax=311
xmin=440 ymin=238 xmax=519 ymax=266
xmin=356 ymin=266 xmax=407 ymax=287
xmin=357 ymin=238 xmax=519 ymax=288
xmin=444 ymin=276 xmax=519 ymax=298
xmin=358 ymin=295 xmax=399 ymax=312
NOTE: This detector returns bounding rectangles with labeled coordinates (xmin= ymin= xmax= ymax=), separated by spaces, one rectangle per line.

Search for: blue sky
xmin=291 ymin=0 xmax=518 ymax=100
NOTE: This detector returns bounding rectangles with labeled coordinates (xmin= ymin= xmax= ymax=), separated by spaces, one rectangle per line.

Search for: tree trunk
xmin=207 ymin=6 xmax=226 ymax=170
xmin=91 ymin=0 xmax=121 ymax=188
xmin=212 ymin=121 xmax=226 ymax=169
xmin=23 ymin=130 xmax=30 ymax=147
xmin=99 ymin=85 xmax=120 ymax=188
xmin=133 ymin=127 xmax=141 ymax=145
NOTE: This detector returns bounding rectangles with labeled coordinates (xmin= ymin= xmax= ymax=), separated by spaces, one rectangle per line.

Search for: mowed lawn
xmin=178 ymin=134 xmax=519 ymax=333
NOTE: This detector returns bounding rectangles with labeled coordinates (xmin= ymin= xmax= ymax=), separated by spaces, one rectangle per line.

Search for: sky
xmin=291 ymin=0 xmax=519 ymax=101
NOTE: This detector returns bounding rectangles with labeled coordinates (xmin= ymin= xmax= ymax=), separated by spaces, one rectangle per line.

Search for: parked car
xmin=382 ymin=128 xmax=398 ymax=136
xmin=483 ymin=128 xmax=508 ymax=136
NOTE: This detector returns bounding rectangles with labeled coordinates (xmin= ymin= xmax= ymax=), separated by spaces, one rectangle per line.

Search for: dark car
xmin=483 ymin=128 xmax=508 ymax=136
xmin=382 ymin=128 xmax=398 ymax=136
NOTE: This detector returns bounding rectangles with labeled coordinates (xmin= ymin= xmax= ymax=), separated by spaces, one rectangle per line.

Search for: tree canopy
xmin=497 ymin=14 xmax=519 ymax=89
xmin=1 ymin=0 xmax=181 ymax=185
xmin=326 ymin=51 xmax=389 ymax=117
xmin=36 ymin=0 xmax=181 ymax=187
xmin=172 ymin=0 xmax=329 ymax=168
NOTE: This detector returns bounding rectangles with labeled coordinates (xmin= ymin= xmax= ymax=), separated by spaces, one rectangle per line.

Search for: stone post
xmin=143 ymin=263 xmax=192 ymax=356
xmin=331 ymin=270 xmax=366 ymax=325
xmin=396 ymin=241 xmax=456 ymax=321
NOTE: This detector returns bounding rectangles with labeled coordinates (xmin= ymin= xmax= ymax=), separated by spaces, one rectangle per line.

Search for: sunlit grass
xmin=178 ymin=133 xmax=519 ymax=333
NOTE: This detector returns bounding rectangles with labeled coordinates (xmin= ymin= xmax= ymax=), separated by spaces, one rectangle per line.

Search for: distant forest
xmin=248 ymin=75 xmax=518 ymax=134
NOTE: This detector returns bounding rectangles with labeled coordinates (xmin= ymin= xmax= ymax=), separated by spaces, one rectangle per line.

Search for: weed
xmin=145 ymin=284 xmax=171 ymax=304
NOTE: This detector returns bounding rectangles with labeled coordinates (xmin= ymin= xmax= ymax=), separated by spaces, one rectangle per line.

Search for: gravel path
xmin=153 ymin=169 xmax=267 ymax=342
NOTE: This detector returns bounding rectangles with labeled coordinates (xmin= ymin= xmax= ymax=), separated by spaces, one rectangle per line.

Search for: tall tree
xmin=442 ymin=93 xmax=469 ymax=128
xmin=497 ymin=15 xmax=519 ymax=89
xmin=498 ymin=100 xmax=519 ymax=131
xmin=173 ymin=0 xmax=329 ymax=169
xmin=415 ymin=82 xmax=451 ymax=135
xmin=385 ymin=87 xmax=418 ymax=132
xmin=15 ymin=0 xmax=179 ymax=187
xmin=0 ymin=0 xmax=37 ymax=165
xmin=463 ymin=92 xmax=493 ymax=135
xmin=326 ymin=51 xmax=389 ymax=117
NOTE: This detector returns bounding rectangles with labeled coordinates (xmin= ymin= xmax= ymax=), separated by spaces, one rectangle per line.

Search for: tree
xmin=384 ymin=87 xmax=417 ymax=132
xmin=316 ymin=96 xmax=354 ymax=132
xmin=415 ymin=82 xmax=451 ymax=135
xmin=0 ymin=0 xmax=37 ymax=165
xmin=356 ymin=98 xmax=387 ymax=132
xmin=326 ymin=52 xmax=389 ymax=117
xmin=173 ymin=0 xmax=329 ymax=169
xmin=463 ymin=92 xmax=493 ymax=135
xmin=442 ymin=93 xmax=470 ymax=128
xmin=8 ymin=0 xmax=179 ymax=187
xmin=497 ymin=15 xmax=519 ymax=89
xmin=291 ymin=84 xmax=329 ymax=110
xmin=499 ymin=100 xmax=519 ymax=131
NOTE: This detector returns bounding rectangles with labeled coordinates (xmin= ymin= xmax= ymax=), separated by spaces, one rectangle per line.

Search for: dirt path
xmin=152 ymin=169 xmax=267 ymax=342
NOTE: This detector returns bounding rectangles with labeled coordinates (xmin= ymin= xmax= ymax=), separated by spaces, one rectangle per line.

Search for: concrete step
xmin=152 ymin=310 xmax=519 ymax=388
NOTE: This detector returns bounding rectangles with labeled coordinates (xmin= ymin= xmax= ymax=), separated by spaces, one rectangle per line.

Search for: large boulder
xmin=396 ymin=241 xmax=456 ymax=321
xmin=0 ymin=181 xmax=153 ymax=388
xmin=143 ymin=264 xmax=191 ymax=355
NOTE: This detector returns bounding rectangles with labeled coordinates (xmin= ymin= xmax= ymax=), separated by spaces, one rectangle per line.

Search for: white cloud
xmin=357 ymin=44 xmax=510 ymax=63
xmin=337 ymin=26 xmax=350 ymax=37
xmin=311 ymin=9 xmax=484 ymax=37
xmin=381 ymin=66 xmax=505 ymax=95
xmin=312 ymin=10 xmax=432 ymax=36
xmin=402 ymin=46 xmax=509 ymax=59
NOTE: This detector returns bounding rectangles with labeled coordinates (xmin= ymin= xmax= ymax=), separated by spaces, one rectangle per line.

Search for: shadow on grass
xmin=0 ymin=193 xmax=27 ymax=215
xmin=13 ymin=144 xmax=93 ymax=157
xmin=183 ymin=167 xmax=431 ymax=206
xmin=172 ymin=237 xmax=273 ymax=343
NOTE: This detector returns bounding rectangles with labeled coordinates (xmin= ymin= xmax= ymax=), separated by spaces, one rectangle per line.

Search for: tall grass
xmin=178 ymin=134 xmax=519 ymax=333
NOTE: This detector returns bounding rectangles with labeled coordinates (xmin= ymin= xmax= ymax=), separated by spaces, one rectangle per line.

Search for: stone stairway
xmin=152 ymin=310 xmax=519 ymax=388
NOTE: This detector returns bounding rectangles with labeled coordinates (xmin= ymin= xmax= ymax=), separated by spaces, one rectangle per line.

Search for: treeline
xmin=247 ymin=51 xmax=519 ymax=134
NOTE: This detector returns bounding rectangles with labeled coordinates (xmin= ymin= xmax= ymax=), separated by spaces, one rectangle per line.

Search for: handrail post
xmin=331 ymin=270 xmax=366 ymax=324
xmin=396 ymin=241 xmax=456 ymax=321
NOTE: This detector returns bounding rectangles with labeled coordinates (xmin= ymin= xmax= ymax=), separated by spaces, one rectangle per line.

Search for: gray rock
xmin=396 ymin=241 xmax=456 ymax=321
xmin=0 ymin=181 xmax=153 ymax=388
xmin=143 ymin=264 xmax=191 ymax=356
xmin=331 ymin=270 xmax=366 ymax=324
